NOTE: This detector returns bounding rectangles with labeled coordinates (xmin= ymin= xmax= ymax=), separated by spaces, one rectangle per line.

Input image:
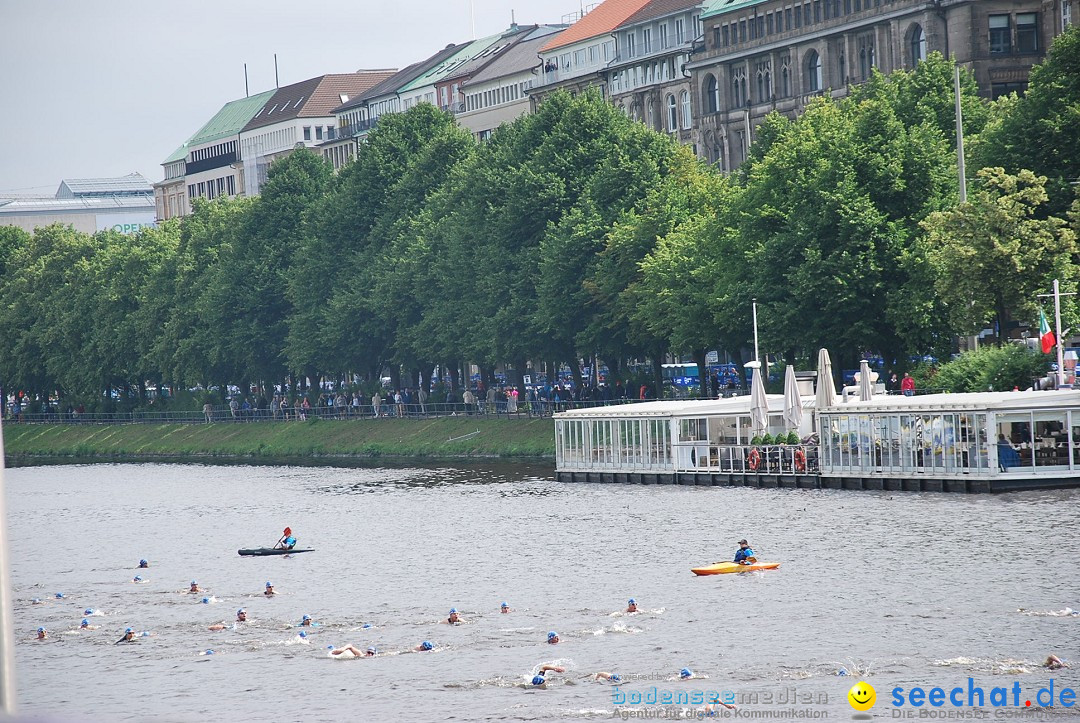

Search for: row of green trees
xmin=2 ymin=30 xmax=1078 ymax=407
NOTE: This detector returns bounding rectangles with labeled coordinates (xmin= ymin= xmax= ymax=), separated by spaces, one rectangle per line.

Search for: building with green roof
xmin=153 ymin=90 xmax=275 ymax=221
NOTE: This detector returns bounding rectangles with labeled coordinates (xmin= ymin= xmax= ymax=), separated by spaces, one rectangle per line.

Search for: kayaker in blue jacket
xmin=734 ymin=539 xmax=755 ymax=564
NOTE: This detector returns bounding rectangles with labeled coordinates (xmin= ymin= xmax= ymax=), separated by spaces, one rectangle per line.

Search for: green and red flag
xmin=1039 ymin=308 xmax=1056 ymax=354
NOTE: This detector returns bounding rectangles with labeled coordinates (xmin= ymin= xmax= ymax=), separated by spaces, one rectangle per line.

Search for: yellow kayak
xmin=691 ymin=561 xmax=780 ymax=576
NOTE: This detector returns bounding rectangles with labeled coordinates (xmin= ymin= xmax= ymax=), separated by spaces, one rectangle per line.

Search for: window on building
xmin=767 ymin=12 xmax=774 ymax=34
xmin=991 ymin=81 xmax=1027 ymax=99
xmin=227 ymin=176 xmax=235 ymax=196
xmin=303 ymin=126 xmax=311 ymax=141
xmin=731 ymin=66 xmax=747 ymax=107
xmin=794 ymin=6 xmax=802 ymax=28
xmin=676 ymin=18 xmax=685 ymax=43
xmin=589 ymin=44 xmax=599 ymax=63
xmin=680 ymin=90 xmax=691 ymax=129
xmin=188 ymin=184 xmax=195 ymax=199
xmin=643 ymin=28 xmax=652 ymax=53
xmin=721 ymin=25 xmax=729 ymax=46
xmin=806 ymin=50 xmax=823 ymax=92
xmin=574 ymin=49 xmax=585 ymax=66
xmin=1016 ymin=13 xmax=1038 ymax=52
xmin=814 ymin=0 xmax=822 ymax=22
xmin=786 ymin=8 xmax=793 ymax=29
xmin=646 ymin=99 xmax=655 ymax=129
xmin=705 ymin=74 xmax=720 ymax=112
xmin=781 ymin=63 xmax=791 ymax=96
xmin=604 ymin=41 xmax=614 ymax=60
xmin=910 ymin=24 xmax=926 ymax=65
xmin=315 ymin=126 xmax=323 ymax=140
xmin=1063 ymin=2 xmax=1073 ymax=31
xmin=756 ymin=60 xmax=772 ymax=102
xmin=667 ymin=94 xmax=677 ymax=131
xmin=626 ymin=33 xmax=635 ymax=58
xmin=989 ymin=15 xmax=1011 ymax=54
xmin=561 ymin=53 xmax=571 ymax=68
xmin=739 ymin=19 xmax=747 ymax=42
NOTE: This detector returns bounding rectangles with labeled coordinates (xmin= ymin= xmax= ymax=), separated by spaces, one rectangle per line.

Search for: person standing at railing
xmin=203 ymin=401 xmax=213 ymax=423
xmin=371 ymin=390 xmax=381 ymax=418
xmin=901 ymin=372 xmax=915 ymax=397
xmin=418 ymin=386 xmax=428 ymax=415
xmin=229 ymin=397 xmax=239 ymax=421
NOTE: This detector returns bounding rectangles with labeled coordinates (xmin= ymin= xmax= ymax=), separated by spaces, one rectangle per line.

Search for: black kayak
xmin=238 ymin=548 xmax=315 ymax=557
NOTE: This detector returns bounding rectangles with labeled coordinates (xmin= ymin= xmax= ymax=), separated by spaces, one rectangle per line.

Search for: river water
xmin=5 ymin=463 xmax=1080 ymax=721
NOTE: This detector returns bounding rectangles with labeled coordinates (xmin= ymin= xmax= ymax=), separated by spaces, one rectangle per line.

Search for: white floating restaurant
xmin=554 ymin=368 xmax=1080 ymax=493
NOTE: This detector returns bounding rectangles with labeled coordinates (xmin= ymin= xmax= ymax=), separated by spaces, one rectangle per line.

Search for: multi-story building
xmin=154 ymin=89 xmax=276 ymax=220
xmin=457 ymin=25 xmax=566 ymax=140
xmin=688 ymin=0 xmax=1065 ymax=171
xmin=321 ymin=48 xmax=462 ymax=170
xmin=0 ymin=174 xmax=156 ymax=234
xmin=607 ymin=0 xmax=705 ymax=145
xmin=534 ymin=0 xmax=654 ymax=96
xmin=239 ymin=70 xmax=395 ymax=195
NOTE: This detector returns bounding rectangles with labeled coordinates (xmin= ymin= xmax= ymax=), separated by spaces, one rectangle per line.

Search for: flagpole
xmin=1054 ymin=279 xmax=1067 ymax=388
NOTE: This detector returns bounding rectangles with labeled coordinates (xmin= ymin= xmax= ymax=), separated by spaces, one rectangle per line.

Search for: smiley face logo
xmin=848 ymin=681 xmax=876 ymax=711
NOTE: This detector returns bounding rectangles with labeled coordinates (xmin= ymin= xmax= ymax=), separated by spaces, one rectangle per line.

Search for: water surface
xmin=6 ymin=463 xmax=1079 ymax=720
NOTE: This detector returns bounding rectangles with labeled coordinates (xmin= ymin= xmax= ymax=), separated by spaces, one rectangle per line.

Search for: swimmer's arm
xmin=540 ymin=665 xmax=565 ymax=673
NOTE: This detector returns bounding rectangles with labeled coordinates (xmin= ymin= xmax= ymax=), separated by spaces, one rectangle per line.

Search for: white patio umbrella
xmin=815 ymin=348 xmax=837 ymax=410
xmin=748 ymin=361 xmax=769 ymax=437
xmin=783 ymin=364 xmax=803 ymax=432
xmin=858 ymin=359 xmax=874 ymax=402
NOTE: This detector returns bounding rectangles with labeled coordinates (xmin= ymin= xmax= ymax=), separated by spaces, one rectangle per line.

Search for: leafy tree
xmin=973 ymin=25 xmax=1080 ymax=215
xmin=922 ymin=167 xmax=1079 ymax=339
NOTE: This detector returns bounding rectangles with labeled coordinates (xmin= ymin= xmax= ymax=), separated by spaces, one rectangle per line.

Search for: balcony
xmin=336 ymin=118 xmax=378 ymax=139
xmin=440 ymin=101 xmax=466 ymax=114
xmin=614 ymin=34 xmax=693 ymax=63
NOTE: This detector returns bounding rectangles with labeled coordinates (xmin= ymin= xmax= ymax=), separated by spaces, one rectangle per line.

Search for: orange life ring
xmin=794 ymin=448 xmax=807 ymax=472
xmin=748 ymin=448 xmax=762 ymax=471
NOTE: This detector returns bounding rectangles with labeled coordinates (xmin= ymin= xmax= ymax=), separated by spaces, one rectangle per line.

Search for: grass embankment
xmin=3 ymin=417 xmax=555 ymax=462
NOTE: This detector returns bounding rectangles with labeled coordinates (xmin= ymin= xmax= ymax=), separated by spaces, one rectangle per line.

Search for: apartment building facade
xmin=688 ymin=0 xmax=1067 ymax=171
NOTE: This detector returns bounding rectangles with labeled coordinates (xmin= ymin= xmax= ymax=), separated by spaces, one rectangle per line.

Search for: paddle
xmin=274 ymin=526 xmax=292 ymax=548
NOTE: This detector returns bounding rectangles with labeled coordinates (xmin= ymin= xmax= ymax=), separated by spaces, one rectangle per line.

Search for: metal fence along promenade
xmin=4 ymin=398 xmax=664 ymax=426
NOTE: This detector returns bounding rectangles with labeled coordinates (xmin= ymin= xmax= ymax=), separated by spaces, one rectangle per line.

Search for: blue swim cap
xmin=139 ymin=559 xmax=147 ymax=565
xmin=237 ymin=608 xmax=245 ymax=615
xmin=81 ymin=619 xmax=89 ymax=626
xmin=327 ymin=645 xmax=335 ymax=649
xmin=367 ymin=647 xmax=376 ymax=654
xmin=449 ymin=608 xmax=457 ymax=613
xmin=680 ymin=668 xmax=693 ymax=679
xmin=37 ymin=627 xmax=44 ymax=633
xmin=628 ymin=598 xmax=636 ymax=604
xmin=133 ymin=576 xmax=142 ymax=582
xmin=205 ymin=649 xmax=214 ymax=655
xmin=501 ymin=601 xmax=508 ymax=607
xmin=837 ymin=669 xmax=848 ymax=676
xmin=298 ymin=631 xmax=307 ymax=638
xmin=191 ymin=580 xmax=197 ymax=585
xmin=125 ymin=627 xmax=133 ymax=633
xmin=302 ymin=614 xmax=311 ymax=620
xmin=611 ymin=674 xmax=621 ymax=683
xmin=32 ymin=598 xmax=40 ymax=604
xmin=547 ymin=631 xmax=558 ymax=640
xmin=421 ymin=640 xmax=433 ymax=650
xmin=141 ymin=632 xmax=150 ymax=637
xmin=265 ymin=582 xmax=272 ymax=588
xmin=202 ymin=597 xmax=211 ymax=604
xmin=531 ymin=675 xmax=546 ymax=686
xmin=55 ymin=593 xmax=64 ymax=599
xmin=362 ymin=623 xmax=372 ymax=628
xmin=84 ymin=608 xmax=93 ymax=615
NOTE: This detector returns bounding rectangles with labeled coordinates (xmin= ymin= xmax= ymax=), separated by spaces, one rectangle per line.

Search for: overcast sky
xmin=0 ymin=0 xmax=584 ymax=195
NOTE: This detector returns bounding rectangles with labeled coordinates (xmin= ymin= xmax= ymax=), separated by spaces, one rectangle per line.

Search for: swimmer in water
xmin=189 ymin=581 xmax=201 ymax=593
xmin=54 ymin=593 xmax=64 ymax=599
xmin=500 ymin=602 xmax=511 ymax=613
xmin=138 ymin=559 xmax=149 ymax=568
xmin=1045 ymin=655 xmax=1069 ymax=670
xmin=133 ymin=575 xmax=143 ymax=583
xmin=328 ymin=645 xmax=376 ymax=658
xmin=36 ymin=627 xmax=47 ymax=640
xmin=530 ymin=664 xmax=566 ymax=687
xmin=680 ymin=667 xmax=694 ymax=680
xmin=207 ymin=622 xmax=229 ymax=631
xmin=446 ymin=608 xmax=462 ymax=624
xmin=236 ymin=609 xmax=247 ymax=622
xmin=79 ymin=618 xmax=99 ymax=631
xmin=595 ymin=672 xmax=621 ymax=683
xmin=415 ymin=640 xmax=434 ymax=651
xmin=264 ymin=582 xmax=275 ymax=597
xmin=115 ymin=627 xmax=136 ymax=644
xmin=546 ymin=631 xmax=559 ymax=644
xmin=300 ymin=615 xmax=313 ymax=627
xmin=626 ymin=598 xmax=638 ymax=613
